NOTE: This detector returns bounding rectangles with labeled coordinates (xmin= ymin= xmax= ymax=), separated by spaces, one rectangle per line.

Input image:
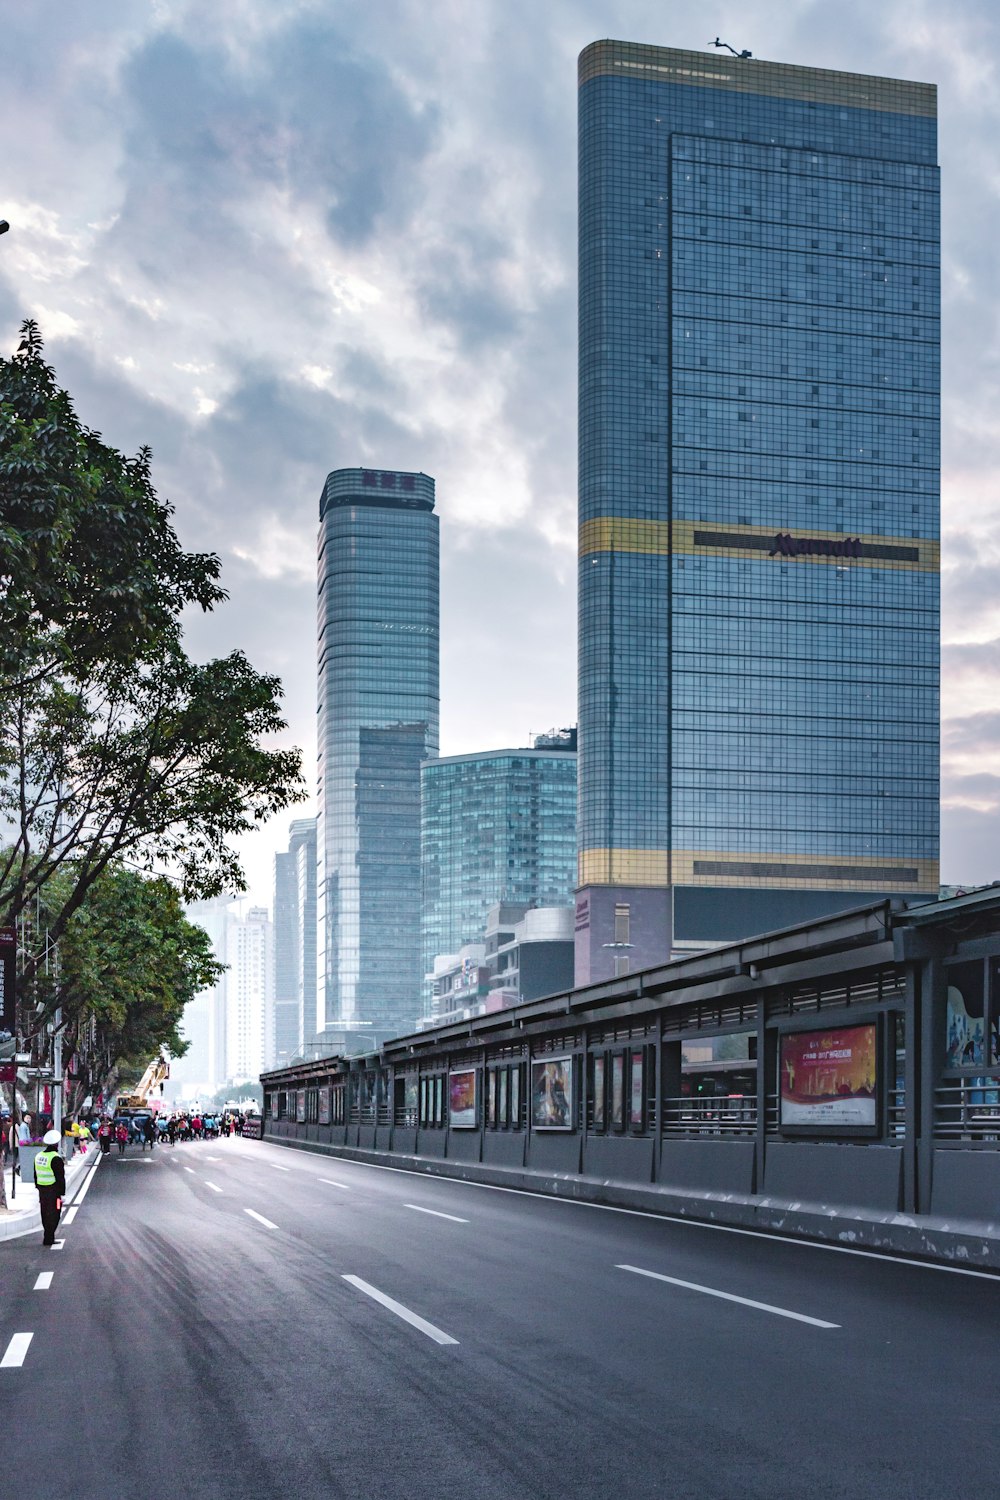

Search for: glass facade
xmin=421 ymin=747 xmax=578 ymax=1005
xmin=317 ymin=468 xmax=439 ymax=1037
xmin=577 ymin=42 xmax=940 ymax=981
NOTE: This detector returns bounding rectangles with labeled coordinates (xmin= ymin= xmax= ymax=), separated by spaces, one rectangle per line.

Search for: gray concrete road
xmin=2 ymin=1134 xmax=997 ymax=1500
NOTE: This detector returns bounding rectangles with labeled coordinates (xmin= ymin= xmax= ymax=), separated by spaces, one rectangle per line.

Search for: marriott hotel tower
xmin=576 ymin=41 xmax=939 ymax=984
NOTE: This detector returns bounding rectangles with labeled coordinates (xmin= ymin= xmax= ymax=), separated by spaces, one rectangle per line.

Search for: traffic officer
xmin=34 ymin=1128 xmax=66 ymax=1247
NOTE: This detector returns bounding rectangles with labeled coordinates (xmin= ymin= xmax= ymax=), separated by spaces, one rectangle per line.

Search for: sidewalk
xmin=0 ymin=1147 xmax=101 ymax=1242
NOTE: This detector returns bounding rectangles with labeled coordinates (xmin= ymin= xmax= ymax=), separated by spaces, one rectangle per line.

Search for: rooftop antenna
xmin=711 ymin=37 xmax=753 ymax=59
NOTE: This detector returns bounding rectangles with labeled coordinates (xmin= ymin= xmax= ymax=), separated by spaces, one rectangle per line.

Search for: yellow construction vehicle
xmin=117 ymin=1055 xmax=170 ymax=1111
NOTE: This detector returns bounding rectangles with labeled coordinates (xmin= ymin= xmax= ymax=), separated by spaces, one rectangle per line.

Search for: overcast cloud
xmin=2 ymin=0 xmax=998 ymax=901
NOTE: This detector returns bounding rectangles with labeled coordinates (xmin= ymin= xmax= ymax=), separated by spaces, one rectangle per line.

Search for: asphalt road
xmin=2 ymin=1134 xmax=998 ymax=1500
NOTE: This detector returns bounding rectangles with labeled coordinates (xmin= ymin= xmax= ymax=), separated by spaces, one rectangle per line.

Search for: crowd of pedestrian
xmin=2 ymin=1105 xmax=255 ymax=1171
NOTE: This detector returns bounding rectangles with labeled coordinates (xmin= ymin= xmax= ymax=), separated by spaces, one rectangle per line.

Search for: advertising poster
xmin=318 ymin=1088 xmax=331 ymax=1125
xmin=296 ymin=1089 xmax=306 ymax=1124
xmin=405 ymin=1078 xmax=418 ymax=1124
xmin=611 ymin=1053 xmax=625 ymax=1129
xmin=449 ymin=1068 xmax=478 ymax=1128
xmin=531 ymin=1055 xmax=573 ymax=1130
xmin=499 ymin=1067 xmax=508 ymax=1126
xmin=780 ymin=1023 xmax=878 ymax=1130
xmin=630 ymin=1050 xmax=645 ymax=1130
xmin=593 ymin=1055 xmax=606 ymax=1130
xmin=510 ymin=1067 xmax=520 ymax=1128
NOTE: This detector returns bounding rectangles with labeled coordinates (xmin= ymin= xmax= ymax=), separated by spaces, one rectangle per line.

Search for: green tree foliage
xmin=0 ymin=322 xmax=304 ymax=987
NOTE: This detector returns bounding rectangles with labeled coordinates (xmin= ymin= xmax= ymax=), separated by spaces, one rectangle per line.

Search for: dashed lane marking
xmin=62 ymin=1206 xmax=79 ymax=1225
xmin=318 ymin=1178 xmax=352 ymax=1190
xmin=34 ymin=1273 xmax=54 ymax=1291
xmin=244 ymin=1208 xmax=278 ymax=1230
xmin=616 ymin=1264 xmax=840 ymax=1329
xmin=405 ymin=1204 xmax=469 ymax=1224
xmin=204 ymin=1181 xmax=222 ymax=1193
xmin=1 ymin=1334 xmax=33 ymax=1367
xmin=342 ymin=1276 xmax=459 ymax=1346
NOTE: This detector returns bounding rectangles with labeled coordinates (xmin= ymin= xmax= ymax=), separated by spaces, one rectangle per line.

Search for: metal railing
xmin=662 ymin=1094 xmax=757 ymax=1137
xmin=935 ymin=1077 xmax=1000 ymax=1141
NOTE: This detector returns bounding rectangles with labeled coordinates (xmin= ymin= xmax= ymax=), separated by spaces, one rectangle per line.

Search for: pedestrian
xmin=115 ymin=1120 xmax=128 ymax=1155
xmin=15 ymin=1111 xmax=32 ymax=1176
xmin=34 ymin=1128 xmax=66 ymax=1247
xmin=98 ymin=1119 xmax=113 ymax=1155
xmin=143 ymin=1116 xmax=156 ymax=1151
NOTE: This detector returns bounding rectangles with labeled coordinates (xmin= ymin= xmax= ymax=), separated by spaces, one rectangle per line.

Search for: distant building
xmin=225 ymin=905 xmax=274 ymax=1085
xmin=272 ymin=818 xmax=316 ymax=1068
xmin=420 ymin=733 xmax=577 ymax=1013
xmin=172 ymin=897 xmax=232 ymax=1098
xmin=317 ymin=467 xmax=439 ymax=1040
xmin=485 ymin=903 xmax=575 ymax=1006
xmin=576 ymin=40 xmax=940 ymax=984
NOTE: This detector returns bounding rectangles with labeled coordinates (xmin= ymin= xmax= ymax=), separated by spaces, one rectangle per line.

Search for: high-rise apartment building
xmin=272 ymin=817 xmax=316 ymax=1068
xmin=421 ymin=733 xmax=578 ymax=1006
xmin=576 ymin=41 xmax=940 ymax=984
xmin=317 ymin=468 xmax=439 ymax=1038
xmin=225 ymin=905 xmax=273 ymax=1084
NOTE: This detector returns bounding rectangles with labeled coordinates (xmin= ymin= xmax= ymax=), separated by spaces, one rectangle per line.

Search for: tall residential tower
xmin=317 ymin=467 xmax=439 ymax=1039
xmin=576 ymin=42 xmax=940 ymax=984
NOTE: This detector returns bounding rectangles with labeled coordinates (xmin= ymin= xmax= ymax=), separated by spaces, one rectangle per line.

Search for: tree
xmin=0 ymin=323 xmax=304 ymax=987
xmin=0 ymin=861 xmax=223 ymax=1207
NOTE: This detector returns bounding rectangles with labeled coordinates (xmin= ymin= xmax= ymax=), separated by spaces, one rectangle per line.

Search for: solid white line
xmin=204 ymin=1181 xmax=222 ymax=1193
xmin=0 ymin=1333 xmax=33 ymax=1368
xmin=617 ymin=1264 xmax=840 ymax=1328
xmin=34 ymin=1272 xmax=54 ymax=1291
xmin=342 ymin=1275 xmax=458 ymax=1345
xmin=318 ymin=1177 xmax=352 ymax=1190
xmin=405 ymin=1204 xmax=469 ymax=1224
xmin=67 ymin=1152 xmax=102 ymax=1208
xmin=244 ymin=1208 xmax=278 ymax=1229
xmin=301 ymin=1155 xmax=1000 ymax=1284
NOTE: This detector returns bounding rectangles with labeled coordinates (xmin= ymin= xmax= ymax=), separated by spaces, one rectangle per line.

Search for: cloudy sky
xmin=2 ymin=0 xmax=998 ymax=904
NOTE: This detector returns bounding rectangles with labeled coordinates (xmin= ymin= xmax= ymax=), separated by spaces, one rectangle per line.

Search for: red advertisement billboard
xmin=780 ymin=1023 xmax=878 ymax=1132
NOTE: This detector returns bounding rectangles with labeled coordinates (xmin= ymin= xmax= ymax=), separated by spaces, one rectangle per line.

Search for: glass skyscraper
xmin=576 ymin=41 xmax=939 ymax=984
xmin=317 ymin=468 xmax=439 ymax=1037
xmin=421 ymin=736 xmax=578 ymax=1001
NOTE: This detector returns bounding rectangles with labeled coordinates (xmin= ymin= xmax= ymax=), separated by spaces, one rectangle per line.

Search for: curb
xmin=0 ymin=1148 xmax=102 ymax=1243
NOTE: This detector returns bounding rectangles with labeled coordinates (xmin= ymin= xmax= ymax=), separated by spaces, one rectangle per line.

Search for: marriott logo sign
xmin=768 ymin=532 xmax=862 ymax=560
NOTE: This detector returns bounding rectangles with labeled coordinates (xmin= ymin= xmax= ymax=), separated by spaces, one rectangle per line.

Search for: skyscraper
xmin=576 ymin=41 xmax=940 ymax=984
xmin=272 ymin=817 xmax=316 ymax=1068
xmin=225 ymin=905 xmax=274 ymax=1084
xmin=421 ymin=732 xmax=578 ymax=1006
xmin=317 ymin=467 xmax=439 ymax=1038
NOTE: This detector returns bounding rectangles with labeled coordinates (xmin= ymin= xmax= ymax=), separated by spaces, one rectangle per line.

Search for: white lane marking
xmin=206 ymin=1156 xmax=222 ymax=1162
xmin=269 ymin=1164 xmax=290 ymax=1172
xmin=184 ymin=1167 xmax=195 ymax=1174
xmin=318 ymin=1178 xmax=351 ymax=1190
xmin=116 ymin=1157 xmax=155 ymax=1163
xmin=342 ymin=1275 xmax=459 ymax=1346
xmin=307 ymin=1156 xmax=1000 ymax=1285
xmin=1 ymin=1333 xmax=33 ymax=1368
xmin=66 ymin=1152 xmax=102 ymax=1208
xmin=244 ymin=1208 xmax=278 ymax=1230
xmin=204 ymin=1181 xmax=222 ymax=1193
xmin=51 ymin=1240 xmax=66 ymax=1251
xmin=34 ymin=1273 xmax=54 ymax=1291
xmin=62 ymin=1206 xmax=79 ymax=1225
xmin=405 ymin=1204 xmax=469 ymax=1224
xmin=616 ymin=1264 xmax=840 ymax=1329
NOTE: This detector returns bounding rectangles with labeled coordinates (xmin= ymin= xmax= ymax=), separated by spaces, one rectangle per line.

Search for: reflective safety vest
xmin=34 ymin=1149 xmax=58 ymax=1188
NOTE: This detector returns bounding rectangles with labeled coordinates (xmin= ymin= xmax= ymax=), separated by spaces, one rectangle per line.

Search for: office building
xmin=421 ymin=733 xmax=577 ymax=1008
xmin=576 ymin=41 xmax=940 ymax=984
xmin=272 ymin=817 xmax=317 ymax=1068
xmin=317 ymin=467 xmax=439 ymax=1038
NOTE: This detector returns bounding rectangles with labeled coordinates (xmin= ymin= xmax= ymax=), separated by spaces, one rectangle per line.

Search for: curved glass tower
xmin=577 ymin=42 xmax=940 ymax=983
xmin=317 ymin=468 xmax=439 ymax=1038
